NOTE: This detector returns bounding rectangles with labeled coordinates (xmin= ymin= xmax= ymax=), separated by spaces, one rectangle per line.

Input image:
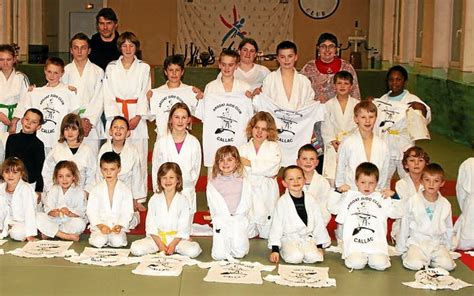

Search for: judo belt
xmin=336 ymin=131 xmax=348 ymax=142
xmin=388 ymin=129 xmax=400 ymax=135
xmin=115 ymin=98 xmax=138 ymax=121
xmin=158 ymin=230 xmax=177 ymax=245
xmin=0 ymin=103 xmax=17 ymax=120
xmin=78 ymin=108 xmax=86 ymax=116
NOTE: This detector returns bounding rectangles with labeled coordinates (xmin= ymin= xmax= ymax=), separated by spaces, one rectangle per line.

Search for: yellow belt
xmin=158 ymin=230 xmax=177 ymax=245
xmin=336 ymin=131 xmax=348 ymax=142
xmin=388 ymin=129 xmax=400 ymax=135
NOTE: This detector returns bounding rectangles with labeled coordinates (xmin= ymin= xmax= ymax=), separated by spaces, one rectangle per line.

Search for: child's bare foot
xmin=41 ymin=233 xmax=49 ymax=240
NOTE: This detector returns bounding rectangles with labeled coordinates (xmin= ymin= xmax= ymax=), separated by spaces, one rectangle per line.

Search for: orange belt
xmin=115 ymin=98 xmax=138 ymax=120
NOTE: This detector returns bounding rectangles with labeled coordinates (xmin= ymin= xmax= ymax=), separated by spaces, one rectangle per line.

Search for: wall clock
xmin=298 ymin=0 xmax=340 ymax=19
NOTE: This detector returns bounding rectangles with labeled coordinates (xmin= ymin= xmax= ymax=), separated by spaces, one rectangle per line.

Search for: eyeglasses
xmin=319 ymin=44 xmax=336 ymax=50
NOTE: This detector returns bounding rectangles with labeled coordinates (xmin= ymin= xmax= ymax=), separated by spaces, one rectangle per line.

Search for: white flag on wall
xmin=177 ymin=0 xmax=294 ymax=55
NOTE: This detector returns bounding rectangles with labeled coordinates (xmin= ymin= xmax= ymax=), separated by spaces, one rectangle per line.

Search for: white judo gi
xmin=335 ymin=130 xmax=390 ymax=190
xmin=336 ymin=190 xmax=401 ymax=270
xmin=268 ymin=191 xmax=331 ymax=264
xmin=42 ymin=142 xmax=97 ymax=193
xmin=102 ymin=56 xmax=151 ymax=186
xmin=391 ymin=175 xmax=424 ymax=241
xmin=149 ymin=83 xmax=198 ymax=139
xmin=261 ymin=68 xmax=315 ymax=110
xmin=321 ymin=96 xmax=358 ymax=181
xmin=376 ymin=92 xmax=431 ymax=182
xmin=217 ymin=64 xmax=270 ymax=91
xmin=396 ymin=191 xmax=456 ymax=271
xmin=0 ymin=70 xmax=29 ymax=132
xmin=454 ymin=157 xmax=474 ymax=250
xmin=151 ymin=132 xmax=201 ymax=216
xmin=207 ymin=178 xmax=252 ymax=260
xmin=0 ymin=180 xmax=37 ymax=241
xmin=131 ymin=192 xmax=202 ymax=258
xmin=87 ymin=180 xmax=134 ymax=248
xmin=62 ymin=60 xmax=105 ymax=155
xmin=239 ymin=139 xmax=281 ymax=239
xmin=304 ymin=172 xmax=332 ymax=226
xmin=97 ymin=140 xmax=146 ymax=202
xmin=36 ymin=185 xmax=87 ymax=238
xmin=14 ymin=83 xmax=80 ymax=153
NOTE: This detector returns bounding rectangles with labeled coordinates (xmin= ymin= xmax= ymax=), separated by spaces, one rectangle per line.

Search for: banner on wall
xmin=177 ymin=0 xmax=294 ymax=56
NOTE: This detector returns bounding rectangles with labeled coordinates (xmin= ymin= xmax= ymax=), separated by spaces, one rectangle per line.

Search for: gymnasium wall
xmin=108 ymin=0 xmax=370 ymax=67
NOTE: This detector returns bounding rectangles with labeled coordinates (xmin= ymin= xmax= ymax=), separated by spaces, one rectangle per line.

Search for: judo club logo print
xmin=41 ymin=94 xmax=64 ymax=134
xmin=90 ymin=250 xmax=120 ymax=263
xmin=214 ymin=102 xmax=241 ymax=142
xmin=158 ymin=94 xmax=183 ymax=114
xmin=274 ymin=108 xmax=303 ymax=143
xmin=349 ymin=196 xmax=381 ymax=244
xmin=219 ymin=262 xmax=254 ymax=279
xmin=219 ymin=5 xmax=247 ymax=47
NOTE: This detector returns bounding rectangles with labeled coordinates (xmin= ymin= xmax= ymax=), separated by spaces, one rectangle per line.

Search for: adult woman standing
xmin=301 ymin=33 xmax=360 ymax=103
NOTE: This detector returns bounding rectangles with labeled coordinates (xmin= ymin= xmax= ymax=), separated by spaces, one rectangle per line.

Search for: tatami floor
xmin=1 ymin=130 xmax=472 ymax=295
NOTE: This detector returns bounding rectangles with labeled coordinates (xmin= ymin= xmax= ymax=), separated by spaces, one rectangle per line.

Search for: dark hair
xmin=117 ymin=32 xmax=142 ymax=59
xmin=110 ymin=116 xmax=130 ymax=130
xmin=100 ymin=151 xmax=121 ymax=168
xmin=69 ymin=32 xmax=91 ymax=49
xmin=402 ymin=146 xmax=430 ymax=172
xmin=156 ymin=162 xmax=183 ymax=193
xmin=219 ymin=49 xmax=240 ymax=62
xmin=164 ymin=54 xmax=185 ymax=70
xmin=282 ymin=165 xmax=304 ymax=180
xmin=238 ymin=38 xmax=259 ymax=52
xmin=96 ymin=7 xmax=118 ymax=23
xmin=44 ymin=57 xmax=65 ymax=70
xmin=387 ymin=65 xmax=408 ymax=81
xmin=355 ymin=162 xmax=379 ymax=181
xmin=24 ymin=108 xmax=44 ymax=125
xmin=0 ymin=44 xmax=16 ymax=57
xmin=333 ymin=70 xmax=354 ymax=84
xmin=317 ymin=33 xmax=338 ymax=46
xmin=276 ymin=40 xmax=297 ymax=54
xmin=297 ymin=144 xmax=318 ymax=159
xmin=59 ymin=113 xmax=84 ymax=143
xmin=422 ymin=163 xmax=445 ymax=180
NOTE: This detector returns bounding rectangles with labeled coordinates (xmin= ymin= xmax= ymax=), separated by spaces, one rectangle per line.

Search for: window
xmin=415 ymin=0 xmax=424 ymax=59
xmin=450 ymin=0 xmax=463 ymax=63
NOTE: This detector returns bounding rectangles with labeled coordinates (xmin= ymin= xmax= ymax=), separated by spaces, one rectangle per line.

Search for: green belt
xmin=78 ymin=108 xmax=86 ymax=116
xmin=0 ymin=103 xmax=18 ymax=120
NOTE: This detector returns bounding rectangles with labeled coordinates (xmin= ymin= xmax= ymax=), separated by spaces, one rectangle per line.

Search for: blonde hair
xmin=53 ymin=160 xmax=80 ymax=186
xmin=211 ymin=145 xmax=244 ymax=179
xmin=245 ymin=111 xmax=278 ymax=141
xmin=59 ymin=113 xmax=84 ymax=143
xmin=156 ymin=162 xmax=183 ymax=193
xmin=167 ymin=102 xmax=192 ymax=132
xmin=0 ymin=157 xmax=28 ymax=182
xmin=354 ymin=100 xmax=377 ymax=117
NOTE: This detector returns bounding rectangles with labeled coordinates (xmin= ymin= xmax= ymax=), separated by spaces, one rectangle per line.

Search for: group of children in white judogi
xmin=0 ymin=33 xmax=472 ymax=273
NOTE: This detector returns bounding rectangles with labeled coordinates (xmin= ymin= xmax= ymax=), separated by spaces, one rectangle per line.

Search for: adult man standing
xmin=89 ymin=8 xmax=121 ymax=70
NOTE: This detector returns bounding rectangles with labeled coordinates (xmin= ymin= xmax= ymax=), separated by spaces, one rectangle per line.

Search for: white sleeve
xmin=23 ymin=187 xmax=38 ymax=237
xmin=267 ymin=201 xmax=283 ymax=249
xmin=69 ymin=189 xmax=87 ymax=218
xmin=194 ymin=97 xmax=205 ymax=120
xmin=117 ymin=189 xmax=134 ymax=228
xmin=311 ymin=200 xmax=331 ymax=247
xmin=86 ymin=188 xmax=102 ymax=227
xmin=444 ymin=203 xmax=454 ymax=250
xmin=151 ymin=143 xmax=161 ymax=193
xmin=456 ymin=159 xmax=472 ymax=213
xmin=131 ymin=152 xmax=146 ymax=199
xmin=395 ymin=200 xmax=411 ymax=253
xmin=335 ymin=141 xmax=349 ymax=188
xmin=41 ymin=148 xmax=56 ymax=193
xmin=82 ymin=69 xmax=105 ymax=125
xmin=321 ymin=110 xmax=336 ymax=145
xmin=43 ymin=188 xmax=58 ymax=214
xmin=190 ymin=138 xmax=202 ymax=185
xmin=136 ymin=64 xmax=151 ymax=117
xmin=102 ymin=67 xmax=121 ymax=119
xmin=176 ymin=195 xmax=191 ymax=240
xmin=83 ymin=149 xmax=97 ymax=193
xmin=13 ymin=91 xmax=32 ymax=119
xmin=145 ymin=196 xmax=158 ymax=236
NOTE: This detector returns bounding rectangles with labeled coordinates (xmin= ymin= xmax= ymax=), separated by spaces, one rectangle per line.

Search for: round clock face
xmin=299 ymin=0 xmax=340 ymax=19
